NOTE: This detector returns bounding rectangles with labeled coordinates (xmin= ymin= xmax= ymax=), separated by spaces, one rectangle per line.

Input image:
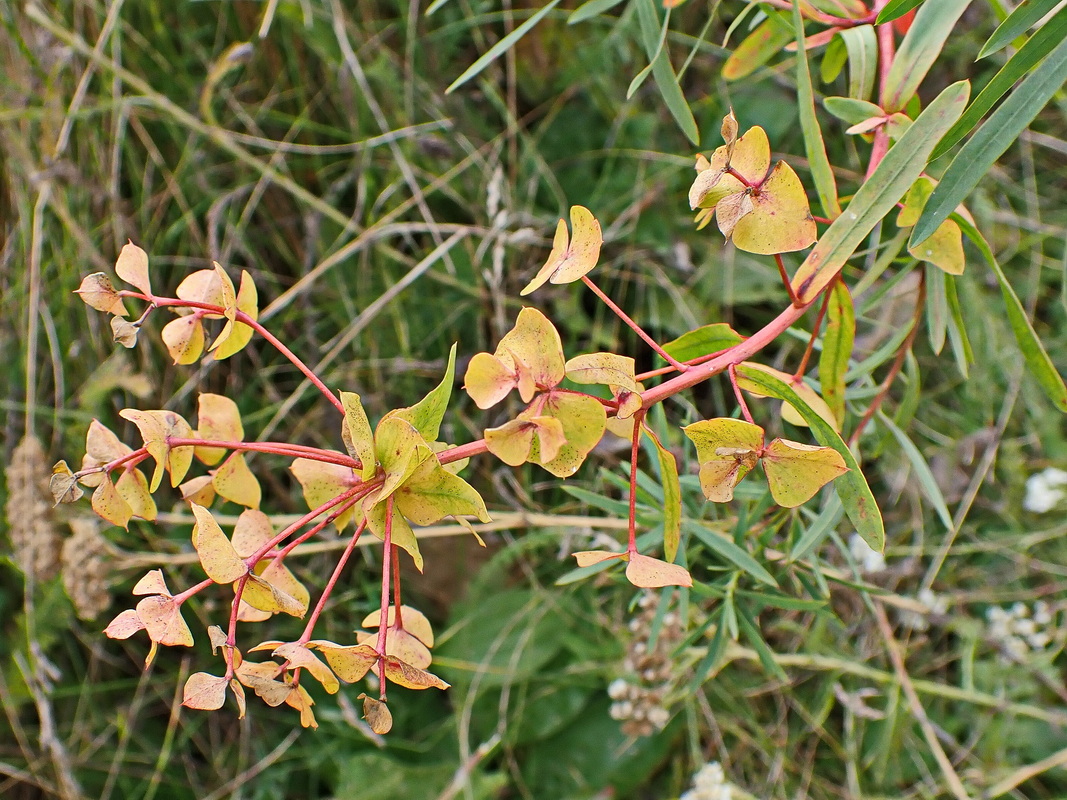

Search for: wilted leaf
xmin=207 ymin=262 xmax=238 ymax=352
xmin=520 ymin=205 xmax=603 ymax=295
xmin=230 ymin=680 xmax=247 ymax=718
xmin=111 ymin=317 xmax=139 ymax=348
xmin=76 ymin=273 xmax=129 ymax=316
xmin=285 ymin=684 xmax=318 ymax=729
xmin=191 ymin=503 xmax=248 ymax=583
xmin=381 ymin=655 xmax=450 ymax=690
xmin=50 ymin=461 xmax=84 ymax=504
xmin=241 ymin=573 xmax=306 ymax=617
xmin=175 ymin=269 xmax=225 ymax=312
xmin=195 ymin=394 xmax=244 ymax=466
xmin=463 ymin=352 xmax=518 ymax=410
xmin=564 ymin=352 xmax=638 ymax=391
xmin=682 ymin=418 xmax=764 ymax=502
xmin=114 ymin=241 xmax=152 ymax=296
xmin=257 ymin=560 xmax=310 ymax=616
xmin=625 ymin=552 xmax=693 ymax=588
xmin=212 ymin=452 xmax=261 ymax=509
xmin=359 ymin=694 xmax=393 ymax=734
xmin=309 ymin=641 xmax=380 ymax=682
xmin=135 ymin=595 xmax=194 ymax=646
xmin=182 ymin=672 xmax=228 ymax=710
xmin=92 ymin=477 xmax=132 ymax=528
xmin=272 ymin=643 xmax=339 ymax=694
xmin=208 ymin=625 xmax=228 ymax=654
xmin=104 ymin=608 xmax=146 ymax=639
xmin=161 ymin=315 xmax=206 ymax=365
xmin=119 ymin=409 xmax=194 ymax=491
xmin=571 ymin=550 xmax=626 ymax=567
xmin=356 ymin=628 xmax=432 ymax=669
xmin=762 ymin=438 xmax=849 ymax=507
xmin=359 ymin=606 xmax=435 ymax=648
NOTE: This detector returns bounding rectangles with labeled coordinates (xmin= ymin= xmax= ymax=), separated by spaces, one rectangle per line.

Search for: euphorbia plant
xmin=52 ymin=0 xmax=1067 ymax=736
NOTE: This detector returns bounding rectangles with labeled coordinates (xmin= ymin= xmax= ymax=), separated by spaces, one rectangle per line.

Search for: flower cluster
xmin=607 ymin=592 xmax=684 ymax=736
xmin=680 ymin=761 xmax=735 ymax=800
xmin=986 ymin=601 xmax=1058 ymax=660
xmin=897 ymin=588 xmax=949 ymax=632
xmin=1023 ymin=467 xmax=1067 ymax=513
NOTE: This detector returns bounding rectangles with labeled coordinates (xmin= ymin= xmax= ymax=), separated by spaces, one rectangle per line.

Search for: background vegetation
xmin=3 ymin=0 xmax=1067 ymax=798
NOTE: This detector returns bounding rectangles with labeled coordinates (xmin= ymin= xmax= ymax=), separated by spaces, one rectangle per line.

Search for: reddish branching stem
xmin=377 ymin=498 xmax=396 ymax=701
xmin=626 ymin=410 xmax=646 ymax=554
xmin=299 ymin=519 xmax=368 ymax=643
xmin=580 ymin=276 xmax=689 ymax=372
xmin=794 ymin=285 xmax=833 ymax=379
xmin=728 ymin=365 xmax=755 ymax=425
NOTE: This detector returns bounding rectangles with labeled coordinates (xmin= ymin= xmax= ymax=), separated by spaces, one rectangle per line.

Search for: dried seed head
xmin=62 ymin=518 xmax=112 ymax=620
xmin=6 ymin=436 xmax=61 ymax=580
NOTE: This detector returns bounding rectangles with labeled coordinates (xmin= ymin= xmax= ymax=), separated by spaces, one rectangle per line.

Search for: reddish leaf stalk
xmin=377 ymin=496 xmax=396 ymax=700
xmin=227 ymin=573 xmax=251 ymax=648
xmin=247 ymin=484 xmax=369 ymax=564
xmin=274 ymin=491 xmax=369 ymax=562
xmin=299 ymin=519 xmax=368 ymax=642
xmin=75 ymin=446 xmax=151 ymax=480
xmin=774 ymin=253 xmax=802 ymax=307
xmin=166 ymin=437 xmax=360 ymax=468
xmin=794 ymin=285 xmax=833 ymax=379
xmin=729 ymin=365 xmax=755 ymax=425
xmin=580 ymin=276 xmax=689 ymax=372
xmin=170 ymin=577 xmax=214 ymax=606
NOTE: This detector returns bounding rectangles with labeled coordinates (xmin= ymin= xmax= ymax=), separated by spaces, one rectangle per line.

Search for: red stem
xmin=377 ymin=497 xmax=395 ymax=700
xmin=166 ymin=437 xmax=359 ymax=468
xmin=794 ymin=286 xmax=833 ymax=379
xmin=171 ymin=577 xmax=214 ymax=605
xmin=580 ymin=276 xmax=689 ymax=372
xmin=299 ymin=519 xmax=368 ymax=642
xmin=729 ymin=365 xmax=755 ymax=425
xmin=774 ymin=254 xmax=802 ymax=307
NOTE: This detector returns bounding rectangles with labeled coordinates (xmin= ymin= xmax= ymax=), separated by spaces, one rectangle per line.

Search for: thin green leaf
xmin=446 ymin=0 xmax=563 ymax=94
xmin=627 ymin=8 xmax=670 ymax=99
xmin=644 ymin=427 xmax=682 ymax=563
xmin=819 ymin=280 xmax=854 ymax=424
xmin=823 ymin=96 xmax=884 ymax=126
xmin=790 ymin=494 xmax=844 ymax=562
xmin=914 ymin=40 xmax=1067 ymax=246
xmin=791 ymin=81 xmax=969 ymax=305
xmin=876 ymin=0 xmax=926 ymax=24
xmin=880 ymin=0 xmax=972 ymax=112
xmin=878 ymin=413 xmax=954 ymax=532
xmin=568 ymin=0 xmax=626 ymax=24
xmin=792 ymin=0 xmax=840 ymax=217
xmin=722 ymin=13 xmax=794 ymax=81
xmin=737 ymin=607 xmax=788 ymax=681
xmin=635 ymin=0 xmax=698 ymax=143
xmin=953 ymin=214 xmax=1067 ymax=411
xmin=684 ymin=521 xmax=778 ymax=587
xmin=839 ymin=24 xmax=877 ymax=100
xmin=689 ymin=612 xmax=728 ymax=687
xmin=735 ymin=364 xmax=885 ymax=551
xmin=943 ymin=274 xmax=973 ymax=378
xmin=979 ymin=0 xmax=1062 ymax=59
xmin=389 ymin=344 xmax=456 ymax=441
xmin=933 ymin=6 xmax=1067 ymax=160
xmin=924 ymin=264 xmax=948 ymax=355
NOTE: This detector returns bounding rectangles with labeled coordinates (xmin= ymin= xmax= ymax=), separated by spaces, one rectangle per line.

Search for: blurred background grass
xmin=3 ymin=1 xmax=1067 ymax=798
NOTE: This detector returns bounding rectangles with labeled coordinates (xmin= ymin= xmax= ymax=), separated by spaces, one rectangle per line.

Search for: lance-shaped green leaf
xmin=839 ymin=24 xmax=877 ymax=100
xmin=824 ymin=96 xmax=884 ymax=126
xmin=643 ymin=425 xmax=682 ymax=563
xmin=340 ymin=391 xmax=376 ymax=479
xmin=119 ymin=409 xmax=195 ymax=491
xmin=897 ymin=176 xmax=965 ymax=275
xmin=190 ymin=503 xmax=248 ymax=583
xmin=384 ymin=343 xmax=457 ymax=442
xmin=820 ymin=281 xmax=854 ymax=425
xmin=876 ymin=0 xmax=925 ymax=24
xmin=880 ymin=0 xmax=971 ymax=112
xmin=485 ymin=415 xmax=566 ymax=466
xmin=736 ymin=362 xmax=839 ymax=431
xmin=979 ymin=0 xmax=1061 ymax=59
xmin=791 ymin=80 xmax=970 ymax=305
xmin=195 ymin=393 xmax=243 ymax=466
xmin=953 ymin=214 xmax=1067 ymax=412
xmin=662 ymin=323 xmax=744 ymax=363
xmin=521 ymin=206 xmax=603 ymax=296
xmin=289 ymin=457 xmax=358 ymax=532
xmin=529 ymin=391 xmax=607 ymax=477
xmin=114 ymin=241 xmax=152 ymax=296
xmin=911 ymin=36 xmax=1067 ymax=246
xmin=463 ymin=308 xmax=565 ymax=408
xmin=735 ymin=363 xmax=884 ymax=550
xmin=394 ymin=455 xmax=491 ymax=525
xmin=564 ymin=352 xmax=638 ymax=391
xmin=682 ymin=418 xmax=764 ymax=502
xmin=722 ymin=12 xmax=793 ymax=81
xmin=212 ymin=270 xmax=258 ymax=360
xmin=762 ymin=439 xmax=849 ymax=507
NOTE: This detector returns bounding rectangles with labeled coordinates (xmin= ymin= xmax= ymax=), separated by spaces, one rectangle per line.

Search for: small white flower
xmin=648 ymin=706 xmax=670 ymax=728
xmin=849 ymin=533 xmax=886 ymax=574
xmin=608 ymin=678 xmax=629 ymax=700
xmin=1023 ymin=468 xmax=1067 ymax=513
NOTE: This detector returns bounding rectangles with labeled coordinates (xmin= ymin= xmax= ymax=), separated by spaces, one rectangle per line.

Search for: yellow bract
xmin=520 ymin=205 xmax=603 ymax=296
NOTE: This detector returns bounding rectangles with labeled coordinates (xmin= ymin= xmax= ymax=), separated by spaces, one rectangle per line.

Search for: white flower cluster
xmin=680 ymin=762 xmax=733 ymax=800
xmin=849 ymin=533 xmax=886 ymax=574
xmin=1023 ymin=467 xmax=1067 ymax=513
xmin=986 ymin=601 xmax=1057 ymax=659
xmin=898 ymin=588 xmax=949 ymax=632
xmin=607 ymin=592 xmax=683 ymax=736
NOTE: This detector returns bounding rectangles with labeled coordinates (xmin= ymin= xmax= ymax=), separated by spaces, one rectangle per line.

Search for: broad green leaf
xmin=625 ymin=552 xmax=693 ymax=588
xmin=195 ymin=393 xmax=243 ymax=466
xmin=682 ymin=418 xmax=763 ymax=503
xmin=530 ymin=391 xmax=606 ymax=477
xmin=385 ymin=344 xmax=457 ymax=442
xmin=876 ymin=0 xmax=925 ymax=24
xmin=684 ymin=520 xmax=778 ymax=587
xmin=722 ymin=14 xmax=794 ymax=81
xmin=634 ymin=0 xmax=698 ymax=144
xmin=911 ymin=35 xmax=1067 ymax=245
xmin=644 ymin=426 xmax=682 ymax=563
xmin=212 ymin=270 xmax=258 ymax=360
xmin=819 ymin=280 xmax=854 ymax=424
xmin=191 ymin=503 xmax=247 ymax=583
xmin=791 ymin=81 xmax=970 ymax=305
xmin=212 ymin=452 xmax=262 ymax=509
xmin=662 ymin=323 xmax=744 ymax=362
xmin=394 ymin=456 xmax=491 ymax=525
xmin=839 ymin=24 xmax=877 ymax=100
xmin=730 ymin=161 xmax=818 ymax=255
xmin=564 ymin=352 xmax=637 ymax=390
xmin=944 ymin=273 xmax=974 ymax=376
xmin=446 ymin=0 xmax=562 ymax=93
xmin=735 ymin=363 xmax=884 ymax=550
xmin=823 ymin=96 xmax=884 ymax=126
xmin=289 ymin=457 xmax=358 ymax=531
xmin=114 ymin=241 xmax=152 ymax=296
xmin=952 ymin=214 xmax=1067 ymax=411
xmin=791 ymin=1 xmax=840 ymax=217
xmin=979 ymin=0 xmax=1062 ymax=59
xmin=880 ymin=0 xmax=972 ymax=112
xmin=762 ymin=438 xmax=848 ymax=508
xmin=568 ymin=0 xmax=625 ymax=24
xmin=934 ymin=7 xmax=1067 ymax=160
xmin=820 ymin=35 xmax=847 ymax=84
xmin=521 ymin=207 xmax=603 ymax=295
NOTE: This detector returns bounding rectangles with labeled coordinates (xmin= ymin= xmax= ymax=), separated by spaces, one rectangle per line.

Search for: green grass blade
xmin=876 ymin=0 xmax=926 ymax=24
xmin=568 ymin=0 xmax=626 ymax=25
xmin=734 ymin=364 xmax=885 ymax=551
xmin=979 ymin=0 xmax=1063 ymax=59
xmin=792 ymin=0 xmax=840 ymax=217
xmin=932 ymin=5 xmax=1067 ymax=160
xmin=944 ymin=274 xmax=973 ymax=378
xmin=446 ymin=0 xmax=563 ymax=94
xmin=880 ymin=0 xmax=971 ymax=112
xmin=791 ymin=81 xmax=970 ymax=304
xmin=684 ymin=521 xmax=778 ymax=587
xmin=635 ymin=0 xmax=698 ymax=143
xmin=912 ymin=35 xmax=1067 ymax=244
xmin=952 ymin=214 xmax=1067 ymax=412
xmin=877 ymin=413 xmax=954 ymax=533
xmin=790 ymin=494 xmax=844 ymax=562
